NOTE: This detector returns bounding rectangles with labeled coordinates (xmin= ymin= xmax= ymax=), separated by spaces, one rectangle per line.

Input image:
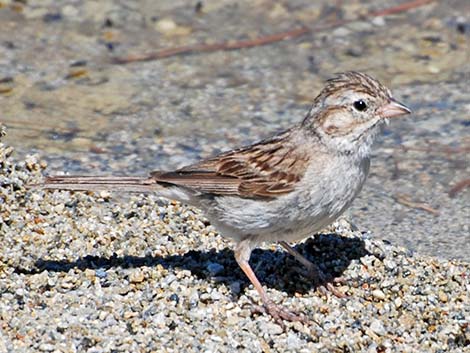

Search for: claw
xmin=279 ymin=241 xmax=348 ymax=298
xmin=252 ymin=301 xmax=309 ymax=327
xmin=303 ymin=263 xmax=347 ymax=298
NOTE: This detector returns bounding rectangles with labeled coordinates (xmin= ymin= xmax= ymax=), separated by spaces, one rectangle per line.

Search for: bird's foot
xmin=302 ymin=263 xmax=347 ymax=298
xmin=252 ymin=300 xmax=309 ymax=326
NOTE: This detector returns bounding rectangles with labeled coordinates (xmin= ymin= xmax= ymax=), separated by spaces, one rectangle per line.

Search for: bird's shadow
xmin=15 ymin=233 xmax=369 ymax=297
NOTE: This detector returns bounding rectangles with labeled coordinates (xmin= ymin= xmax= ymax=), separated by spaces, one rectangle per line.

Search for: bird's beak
xmin=378 ymin=99 xmax=411 ymax=119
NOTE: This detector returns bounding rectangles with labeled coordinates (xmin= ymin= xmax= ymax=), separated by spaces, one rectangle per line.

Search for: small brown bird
xmin=39 ymin=72 xmax=411 ymax=323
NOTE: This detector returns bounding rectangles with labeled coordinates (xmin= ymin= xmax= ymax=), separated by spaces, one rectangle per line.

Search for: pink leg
xmin=234 ymin=241 xmax=307 ymax=324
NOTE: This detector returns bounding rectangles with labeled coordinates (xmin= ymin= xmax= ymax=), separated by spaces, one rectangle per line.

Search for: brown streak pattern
xmin=151 ymin=129 xmax=311 ymax=198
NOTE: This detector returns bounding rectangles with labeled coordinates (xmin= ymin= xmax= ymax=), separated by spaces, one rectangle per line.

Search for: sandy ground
xmin=0 ymin=1 xmax=469 ymax=352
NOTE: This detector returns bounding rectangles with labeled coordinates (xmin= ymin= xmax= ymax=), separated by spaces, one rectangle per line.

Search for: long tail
xmin=34 ymin=175 xmax=159 ymax=193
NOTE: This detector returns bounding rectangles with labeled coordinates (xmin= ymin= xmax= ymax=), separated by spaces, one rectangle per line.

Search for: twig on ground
xmin=113 ymin=0 xmax=436 ymax=64
xmin=393 ymin=193 xmax=440 ymax=216
xmin=113 ymin=27 xmax=311 ymax=64
xmin=448 ymin=179 xmax=470 ymax=198
xmin=369 ymin=0 xmax=435 ymax=17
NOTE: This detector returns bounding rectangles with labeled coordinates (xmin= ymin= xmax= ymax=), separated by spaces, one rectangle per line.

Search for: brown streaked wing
xmin=150 ymin=129 xmax=310 ymax=198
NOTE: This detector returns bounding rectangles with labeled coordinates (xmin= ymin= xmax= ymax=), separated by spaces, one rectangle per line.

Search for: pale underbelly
xmin=205 ymin=194 xmax=350 ymax=245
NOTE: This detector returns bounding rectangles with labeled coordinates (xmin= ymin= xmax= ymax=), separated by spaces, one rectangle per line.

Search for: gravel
xmin=1 ymin=126 xmax=469 ymax=352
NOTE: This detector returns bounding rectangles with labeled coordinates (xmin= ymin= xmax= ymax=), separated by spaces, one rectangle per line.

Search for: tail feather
xmin=34 ymin=175 xmax=158 ymax=193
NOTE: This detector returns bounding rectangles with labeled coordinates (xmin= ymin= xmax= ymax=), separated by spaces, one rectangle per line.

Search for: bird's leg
xmin=234 ymin=241 xmax=307 ymax=324
xmin=279 ymin=241 xmax=346 ymax=298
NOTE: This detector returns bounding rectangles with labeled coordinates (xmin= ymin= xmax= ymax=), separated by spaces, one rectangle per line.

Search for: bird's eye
xmin=353 ymin=100 xmax=367 ymax=112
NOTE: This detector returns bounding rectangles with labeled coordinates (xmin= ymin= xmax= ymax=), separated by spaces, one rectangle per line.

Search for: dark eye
xmin=353 ymin=100 xmax=367 ymax=112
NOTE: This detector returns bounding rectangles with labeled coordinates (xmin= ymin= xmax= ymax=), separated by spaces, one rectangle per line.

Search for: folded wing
xmin=151 ymin=129 xmax=310 ymax=198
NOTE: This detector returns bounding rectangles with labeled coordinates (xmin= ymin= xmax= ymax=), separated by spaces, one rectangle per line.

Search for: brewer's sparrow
xmin=39 ymin=71 xmax=411 ymax=323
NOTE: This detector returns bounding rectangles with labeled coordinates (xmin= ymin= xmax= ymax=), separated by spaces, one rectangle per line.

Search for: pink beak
xmin=378 ymin=99 xmax=411 ymax=119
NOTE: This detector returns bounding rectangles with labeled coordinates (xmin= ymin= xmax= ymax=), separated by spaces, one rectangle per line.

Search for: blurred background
xmin=0 ymin=0 xmax=468 ymax=259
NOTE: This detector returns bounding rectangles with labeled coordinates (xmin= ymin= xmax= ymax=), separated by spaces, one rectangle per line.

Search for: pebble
xmin=438 ymin=290 xmax=448 ymax=303
xmin=332 ymin=27 xmax=350 ymax=37
xmin=369 ymin=319 xmax=386 ymax=336
xmin=372 ymin=17 xmax=386 ymax=26
xmin=129 ymin=269 xmax=145 ymax=283
xmin=100 ymin=190 xmax=111 ymax=199
xmin=284 ymin=333 xmax=301 ymax=350
xmin=261 ymin=322 xmax=284 ymax=336
xmin=95 ymin=268 xmax=107 ymax=278
xmin=229 ymin=281 xmax=241 ymax=295
xmin=154 ymin=18 xmax=192 ymax=36
xmin=62 ymin=5 xmax=79 ymax=17
xmin=372 ymin=289 xmax=386 ymax=301
xmin=155 ymin=18 xmax=177 ymax=32
xmin=206 ymin=262 xmax=224 ymax=276
xmin=39 ymin=343 xmax=55 ymax=352
xmin=53 ymin=203 xmax=65 ymax=214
